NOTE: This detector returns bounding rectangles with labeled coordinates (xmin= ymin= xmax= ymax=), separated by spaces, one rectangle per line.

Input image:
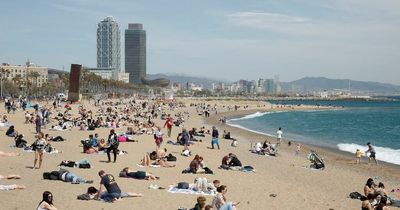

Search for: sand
xmin=0 ymin=98 xmax=399 ymax=210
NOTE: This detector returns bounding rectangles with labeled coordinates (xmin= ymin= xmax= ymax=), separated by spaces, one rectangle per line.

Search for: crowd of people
xmin=0 ymin=95 xmax=395 ymax=210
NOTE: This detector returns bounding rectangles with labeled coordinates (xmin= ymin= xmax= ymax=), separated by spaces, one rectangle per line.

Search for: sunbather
xmin=119 ymin=167 xmax=159 ymax=180
xmin=0 ymin=174 xmax=21 ymax=180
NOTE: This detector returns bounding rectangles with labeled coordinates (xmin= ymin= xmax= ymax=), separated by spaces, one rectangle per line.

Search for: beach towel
xmin=136 ymin=164 xmax=161 ymax=168
xmin=167 ymin=184 xmax=216 ymax=196
xmin=21 ymin=147 xmax=60 ymax=154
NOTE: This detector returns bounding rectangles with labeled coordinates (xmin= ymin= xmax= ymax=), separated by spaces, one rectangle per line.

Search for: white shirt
xmin=255 ymin=142 xmax=262 ymax=152
xmin=277 ymin=130 xmax=283 ymax=139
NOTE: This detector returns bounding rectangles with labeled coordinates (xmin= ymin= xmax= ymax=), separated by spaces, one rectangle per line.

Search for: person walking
xmin=211 ymin=126 xmax=220 ymax=150
xmin=276 ymin=127 xmax=283 ymax=147
xmin=365 ymin=142 xmax=378 ymax=165
xmin=182 ymin=128 xmax=190 ymax=151
xmin=106 ymin=129 xmax=119 ymax=163
xmin=33 ymin=133 xmax=46 ymax=169
xmin=163 ymin=115 xmax=174 ymax=139
xmin=154 ymin=127 xmax=163 ymax=150
xmin=35 ymin=115 xmax=42 ymax=134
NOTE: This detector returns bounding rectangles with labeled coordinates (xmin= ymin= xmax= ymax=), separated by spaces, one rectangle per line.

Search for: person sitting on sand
xmin=125 ymin=127 xmax=134 ymax=135
xmin=97 ymin=138 xmax=107 ymax=151
xmin=5 ymin=125 xmax=18 ymax=137
xmin=364 ymin=178 xmax=377 ymax=197
xmin=193 ymin=196 xmax=208 ymax=210
xmin=361 ymin=193 xmax=376 ymax=210
xmin=228 ymin=154 xmax=242 ymax=169
xmin=157 ymin=148 xmax=167 ymax=159
xmin=262 ymin=140 xmax=277 ymax=155
xmin=376 ymin=182 xmax=389 ymax=198
xmin=220 ymin=154 xmax=230 ymax=170
xmin=253 ymin=142 xmax=263 ymax=154
xmin=37 ymin=191 xmax=57 ymax=210
xmin=119 ymin=167 xmax=159 ymax=180
xmin=140 ymin=151 xmax=175 ymax=168
xmin=190 ymin=155 xmax=205 ymax=174
xmin=212 ymin=185 xmax=239 ymax=210
xmin=95 ymin=170 xmax=143 ymax=202
xmin=376 ymin=196 xmax=390 ymax=210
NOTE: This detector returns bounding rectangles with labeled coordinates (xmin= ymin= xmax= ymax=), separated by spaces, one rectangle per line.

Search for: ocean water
xmin=228 ymin=100 xmax=400 ymax=165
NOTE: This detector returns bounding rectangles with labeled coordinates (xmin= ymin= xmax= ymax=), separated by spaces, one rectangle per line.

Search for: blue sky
xmin=1 ymin=0 xmax=400 ymax=84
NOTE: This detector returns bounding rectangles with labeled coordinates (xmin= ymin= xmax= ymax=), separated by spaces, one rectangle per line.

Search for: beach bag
xmin=45 ymin=144 xmax=54 ymax=153
xmin=177 ymin=182 xmax=189 ymax=189
xmin=166 ymin=153 xmax=177 ymax=161
xmin=77 ymin=158 xmax=91 ymax=168
xmin=181 ymin=149 xmax=191 ymax=157
xmin=204 ymin=167 xmax=213 ymax=174
xmin=349 ymin=192 xmax=367 ymax=201
xmin=118 ymin=136 xmax=127 ymax=142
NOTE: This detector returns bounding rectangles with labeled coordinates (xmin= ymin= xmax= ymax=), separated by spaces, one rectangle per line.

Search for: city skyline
xmin=1 ymin=0 xmax=400 ymax=85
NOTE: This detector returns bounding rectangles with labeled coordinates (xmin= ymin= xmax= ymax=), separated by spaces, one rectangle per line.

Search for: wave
xmin=229 ymin=111 xmax=286 ymax=121
xmin=337 ymin=143 xmax=400 ymax=165
xmin=227 ymin=123 xmax=275 ymax=138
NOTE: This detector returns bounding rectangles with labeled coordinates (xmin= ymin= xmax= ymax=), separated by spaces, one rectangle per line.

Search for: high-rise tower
xmin=125 ymin=23 xmax=146 ymax=84
xmin=97 ymin=16 xmax=121 ymax=72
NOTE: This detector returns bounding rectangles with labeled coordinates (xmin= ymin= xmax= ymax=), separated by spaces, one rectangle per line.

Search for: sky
xmin=1 ymin=0 xmax=400 ymax=84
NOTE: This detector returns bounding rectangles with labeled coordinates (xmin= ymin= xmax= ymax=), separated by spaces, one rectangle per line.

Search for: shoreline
xmin=205 ymin=108 xmax=400 ymax=182
xmin=225 ymin=108 xmax=400 ymax=166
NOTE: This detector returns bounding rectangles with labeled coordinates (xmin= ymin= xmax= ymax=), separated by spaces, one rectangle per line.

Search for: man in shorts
xmin=366 ymin=142 xmax=378 ymax=165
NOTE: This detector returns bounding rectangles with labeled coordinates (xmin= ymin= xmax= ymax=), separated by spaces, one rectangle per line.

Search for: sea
xmin=227 ymin=98 xmax=400 ymax=165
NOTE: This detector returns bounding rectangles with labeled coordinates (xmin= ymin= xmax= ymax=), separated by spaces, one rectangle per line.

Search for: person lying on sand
xmin=43 ymin=169 xmax=93 ymax=184
xmin=119 ymin=167 xmax=159 ymax=180
xmin=0 ymin=151 xmax=20 ymax=156
xmin=0 ymin=174 xmax=21 ymax=180
xmin=139 ymin=152 xmax=175 ymax=168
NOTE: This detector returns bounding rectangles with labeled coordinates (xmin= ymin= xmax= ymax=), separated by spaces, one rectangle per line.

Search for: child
xmin=355 ymin=149 xmax=363 ymax=164
xmin=295 ymin=144 xmax=302 ymax=156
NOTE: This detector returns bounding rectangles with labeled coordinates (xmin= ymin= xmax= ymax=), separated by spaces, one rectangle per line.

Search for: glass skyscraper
xmin=97 ymin=16 xmax=121 ymax=72
xmin=125 ymin=23 xmax=146 ymax=84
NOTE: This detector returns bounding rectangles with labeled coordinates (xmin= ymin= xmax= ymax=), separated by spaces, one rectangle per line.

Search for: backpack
xmin=349 ymin=192 xmax=367 ymax=201
xmin=166 ymin=153 xmax=177 ymax=161
xmin=45 ymin=144 xmax=54 ymax=153
xmin=204 ymin=167 xmax=213 ymax=174
xmin=177 ymin=182 xmax=189 ymax=189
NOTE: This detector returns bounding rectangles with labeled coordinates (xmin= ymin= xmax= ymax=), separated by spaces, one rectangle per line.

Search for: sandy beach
xmin=0 ymin=97 xmax=399 ymax=210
